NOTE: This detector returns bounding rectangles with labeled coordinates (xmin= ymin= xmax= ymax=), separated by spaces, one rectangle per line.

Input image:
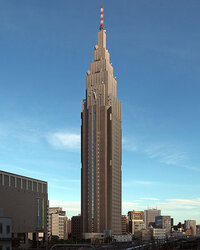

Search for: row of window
xmin=0 ymin=223 xmax=10 ymax=235
xmin=0 ymin=173 xmax=47 ymax=193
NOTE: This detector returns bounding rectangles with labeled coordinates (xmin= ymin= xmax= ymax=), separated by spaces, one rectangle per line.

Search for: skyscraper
xmin=81 ymin=6 xmax=122 ymax=236
xmin=144 ymin=209 xmax=161 ymax=228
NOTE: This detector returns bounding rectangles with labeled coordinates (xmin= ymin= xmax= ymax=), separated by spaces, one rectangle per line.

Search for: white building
xmin=49 ymin=207 xmax=68 ymax=240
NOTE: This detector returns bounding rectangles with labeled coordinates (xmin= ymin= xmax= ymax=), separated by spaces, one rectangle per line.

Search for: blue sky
xmin=0 ymin=0 xmax=200 ymax=224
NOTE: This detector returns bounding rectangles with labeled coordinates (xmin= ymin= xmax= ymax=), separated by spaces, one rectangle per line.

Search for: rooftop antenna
xmin=100 ymin=5 xmax=104 ymax=30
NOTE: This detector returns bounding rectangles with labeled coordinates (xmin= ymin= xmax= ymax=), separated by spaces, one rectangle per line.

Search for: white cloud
xmin=122 ymin=137 xmax=138 ymax=152
xmin=135 ymin=180 xmax=158 ymax=186
xmin=182 ymin=165 xmax=200 ymax=172
xmin=47 ymin=132 xmax=80 ymax=150
xmin=122 ymin=201 xmax=140 ymax=214
xmin=123 ymin=136 xmax=190 ymax=170
xmin=157 ymin=198 xmax=200 ymax=210
xmin=123 ymin=180 xmax=159 ymax=188
xmin=143 ymin=144 xmax=187 ymax=166
xmin=140 ymin=197 xmax=159 ymax=201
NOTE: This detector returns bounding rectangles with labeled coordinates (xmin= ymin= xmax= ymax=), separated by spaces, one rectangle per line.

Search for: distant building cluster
xmin=119 ymin=209 xmax=198 ymax=242
xmin=0 ymin=170 xmax=199 ymax=248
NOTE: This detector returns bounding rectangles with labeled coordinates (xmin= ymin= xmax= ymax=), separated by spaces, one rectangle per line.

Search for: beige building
xmin=184 ymin=220 xmax=196 ymax=236
xmin=81 ymin=6 xmax=122 ymax=235
xmin=49 ymin=207 xmax=67 ymax=240
xmin=128 ymin=211 xmax=145 ymax=221
xmin=128 ymin=211 xmax=145 ymax=234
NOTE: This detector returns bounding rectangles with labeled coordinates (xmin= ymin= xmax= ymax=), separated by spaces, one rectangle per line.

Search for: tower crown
xmin=100 ymin=5 xmax=104 ymax=30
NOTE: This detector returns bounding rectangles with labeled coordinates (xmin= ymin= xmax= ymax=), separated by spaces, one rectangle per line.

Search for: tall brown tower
xmin=81 ymin=6 xmax=122 ymax=235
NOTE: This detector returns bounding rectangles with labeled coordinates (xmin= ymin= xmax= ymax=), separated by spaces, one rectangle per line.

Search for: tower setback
xmin=81 ymin=6 xmax=122 ymax=235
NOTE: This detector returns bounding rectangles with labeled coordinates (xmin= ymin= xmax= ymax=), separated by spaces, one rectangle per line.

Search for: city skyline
xmin=0 ymin=0 xmax=200 ymax=224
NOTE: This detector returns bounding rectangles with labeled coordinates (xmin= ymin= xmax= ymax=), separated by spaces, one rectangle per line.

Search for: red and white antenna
xmin=100 ymin=5 xmax=104 ymax=30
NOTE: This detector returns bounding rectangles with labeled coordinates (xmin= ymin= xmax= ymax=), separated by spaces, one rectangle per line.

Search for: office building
xmin=0 ymin=170 xmax=48 ymax=245
xmin=184 ymin=220 xmax=196 ymax=236
xmin=196 ymin=225 xmax=200 ymax=236
xmin=128 ymin=211 xmax=145 ymax=234
xmin=131 ymin=220 xmax=146 ymax=235
xmin=155 ymin=216 xmax=171 ymax=234
xmin=144 ymin=209 xmax=161 ymax=228
xmin=128 ymin=211 xmax=145 ymax=221
xmin=121 ymin=215 xmax=127 ymax=235
xmin=81 ymin=6 xmax=122 ymax=235
xmin=49 ymin=207 xmax=68 ymax=240
xmin=71 ymin=216 xmax=81 ymax=239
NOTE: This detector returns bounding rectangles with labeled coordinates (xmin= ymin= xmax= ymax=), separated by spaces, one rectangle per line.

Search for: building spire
xmin=100 ymin=5 xmax=104 ymax=30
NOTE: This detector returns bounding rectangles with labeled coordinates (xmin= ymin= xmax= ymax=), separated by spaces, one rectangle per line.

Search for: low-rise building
xmin=171 ymin=231 xmax=186 ymax=239
xmin=151 ymin=228 xmax=166 ymax=240
xmin=0 ymin=210 xmax=12 ymax=250
xmin=0 ymin=170 xmax=48 ymax=247
xmin=112 ymin=234 xmax=132 ymax=242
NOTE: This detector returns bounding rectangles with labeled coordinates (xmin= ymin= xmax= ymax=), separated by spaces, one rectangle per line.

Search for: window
xmin=6 ymin=225 xmax=10 ymax=234
xmin=0 ymin=223 xmax=2 ymax=234
xmin=22 ymin=179 xmax=26 ymax=189
xmin=4 ymin=175 xmax=9 ymax=186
